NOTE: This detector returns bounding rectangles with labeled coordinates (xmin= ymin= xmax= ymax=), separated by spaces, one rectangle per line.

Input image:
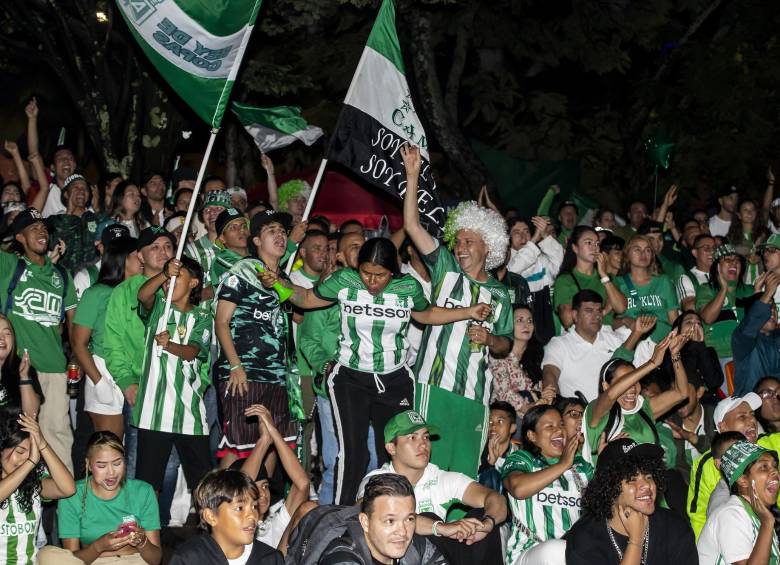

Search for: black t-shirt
xmin=563 ymin=508 xmax=697 ymax=565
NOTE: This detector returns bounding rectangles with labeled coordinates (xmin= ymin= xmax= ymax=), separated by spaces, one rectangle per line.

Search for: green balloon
xmin=644 ymin=132 xmax=674 ymax=170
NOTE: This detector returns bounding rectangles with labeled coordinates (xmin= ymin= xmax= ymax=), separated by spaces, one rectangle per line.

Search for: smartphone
xmin=115 ymin=516 xmax=137 ymax=537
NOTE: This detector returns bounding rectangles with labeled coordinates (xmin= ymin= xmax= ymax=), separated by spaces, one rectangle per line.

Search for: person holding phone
xmin=39 ymin=431 xmax=162 ymax=565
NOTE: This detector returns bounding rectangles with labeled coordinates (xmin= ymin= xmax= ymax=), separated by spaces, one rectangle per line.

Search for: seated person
xmin=564 ymin=439 xmax=698 ymax=564
xmin=169 ymin=468 xmax=283 ymax=565
xmin=356 ymin=411 xmax=507 ymax=565
xmin=233 ymin=404 xmax=317 ymax=553
xmin=318 ymin=474 xmax=447 ymax=565
xmin=478 ymin=401 xmax=520 ymax=493
xmin=697 ymin=441 xmax=780 ymax=564
xmin=40 ymin=431 xmax=161 ymax=565
xmin=705 ymin=431 xmax=747 ymax=518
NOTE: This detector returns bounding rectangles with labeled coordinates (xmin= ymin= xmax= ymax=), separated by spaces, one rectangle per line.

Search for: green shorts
xmin=416 ymin=383 xmax=488 ymax=479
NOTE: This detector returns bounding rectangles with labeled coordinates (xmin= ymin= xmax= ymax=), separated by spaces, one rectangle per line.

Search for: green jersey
xmin=185 ymin=235 xmax=218 ymax=288
xmin=414 ymin=245 xmax=513 ymax=405
xmin=584 ymin=395 xmax=657 ymax=466
xmin=501 ymin=450 xmax=592 ymax=563
xmin=211 ymin=247 xmax=246 ymax=289
xmin=0 ymin=251 xmax=77 ymax=373
xmin=134 ymin=296 xmax=212 ymax=435
xmin=0 ymin=490 xmax=40 ymax=565
xmin=73 ymin=283 xmax=113 ymax=358
xmin=48 ymin=211 xmax=105 ymax=272
xmin=314 ymin=268 xmax=428 ymax=374
xmin=695 ymin=282 xmax=753 ymax=358
xmin=615 ymin=273 xmax=679 ymax=343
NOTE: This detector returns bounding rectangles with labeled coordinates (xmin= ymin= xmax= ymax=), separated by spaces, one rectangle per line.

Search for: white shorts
xmin=84 ymin=356 xmax=125 ymax=415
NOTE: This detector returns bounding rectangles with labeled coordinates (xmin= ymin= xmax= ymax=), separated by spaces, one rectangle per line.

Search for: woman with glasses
xmin=754 ymin=377 xmax=780 ymax=434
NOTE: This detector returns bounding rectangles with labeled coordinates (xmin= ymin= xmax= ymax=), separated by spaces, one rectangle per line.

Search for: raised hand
xmin=650 ymin=332 xmax=673 ymax=367
xmin=163 ymin=258 xmax=182 ymax=279
xmin=631 ymin=315 xmax=656 ymax=335
xmin=24 ymin=98 xmax=38 ymax=120
xmin=19 ymin=349 xmax=30 ymax=378
xmin=769 ymin=166 xmax=776 ymax=185
xmin=400 ymin=144 xmax=422 ymax=178
xmin=289 ymin=220 xmax=308 ymax=245
xmin=751 ymin=480 xmax=775 ymax=526
xmin=4 ymin=140 xmax=19 ymax=155
xmin=154 ymin=331 xmax=170 ymax=350
xmin=618 ymin=504 xmax=649 ymax=544
xmin=669 ymin=329 xmax=690 ymax=355
xmin=595 ymin=252 xmax=608 ymax=277
xmin=260 ymin=152 xmax=274 ymax=174
xmin=561 ymin=432 xmax=582 ymax=468
xmin=663 ymin=184 xmax=679 ymax=207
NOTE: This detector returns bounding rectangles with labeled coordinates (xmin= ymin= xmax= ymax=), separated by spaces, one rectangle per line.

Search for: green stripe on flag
xmin=175 ymin=0 xmax=260 ymax=36
xmin=366 ymin=0 xmax=405 ymax=75
xmin=232 ymin=102 xmax=323 ymax=152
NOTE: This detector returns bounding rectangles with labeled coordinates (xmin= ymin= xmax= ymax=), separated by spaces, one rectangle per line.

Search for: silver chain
xmin=606 ymin=520 xmax=649 ymax=564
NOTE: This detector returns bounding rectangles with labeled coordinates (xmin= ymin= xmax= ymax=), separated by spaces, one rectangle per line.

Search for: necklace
xmin=606 ymin=520 xmax=649 ymax=564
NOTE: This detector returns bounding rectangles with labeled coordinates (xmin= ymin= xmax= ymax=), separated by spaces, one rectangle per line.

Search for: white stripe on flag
xmin=244 ymin=123 xmax=324 ymax=153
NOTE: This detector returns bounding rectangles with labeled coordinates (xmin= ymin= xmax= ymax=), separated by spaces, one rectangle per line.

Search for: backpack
xmin=3 ymin=258 xmax=69 ymax=323
xmin=284 ymin=505 xmax=361 ymax=565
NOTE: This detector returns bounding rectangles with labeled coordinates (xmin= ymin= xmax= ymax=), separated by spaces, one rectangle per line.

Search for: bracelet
xmin=39 ymin=444 xmax=48 ymax=452
xmin=431 ymin=520 xmax=443 ymax=537
xmin=18 ymin=379 xmax=33 ymax=386
xmin=480 ymin=514 xmax=496 ymax=529
xmin=137 ymin=535 xmax=148 ymax=549
xmin=600 ymin=275 xmax=611 ymax=284
xmin=627 ymin=539 xmax=642 ymax=548
xmin=27 ymin=458 xmax=37 ymax=466
xmin=670 ymin=353 xmax=682 ymax=364
xmin=229 ymin=364 xmax=242 ymax=372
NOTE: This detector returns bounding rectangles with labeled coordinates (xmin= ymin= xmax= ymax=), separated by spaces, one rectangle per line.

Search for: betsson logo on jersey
xmin=535 ymin=486 xmax=582 ymax=508
xmin=343 ymin=303 xmax=410 ymax=319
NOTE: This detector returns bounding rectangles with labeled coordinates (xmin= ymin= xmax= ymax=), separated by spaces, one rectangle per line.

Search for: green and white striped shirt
xmin=0 ymin=490 xmax=41 ymax=565
xmin=501 ymin=450 xmax=593 ymax=564
xmin=314 ymin=268 xmax=428 ymax=374
xmin=414 ymin=245 xmax=513 ymax=404
xmin=186 ymin=235 xmax=218 ymax=288
xmin=134 ymin=297 xmax=213 ymax=435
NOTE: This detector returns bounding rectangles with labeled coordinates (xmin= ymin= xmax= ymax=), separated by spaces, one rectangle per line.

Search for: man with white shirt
xmin=41 ymin=146 xmax=77 ymax=218
xmin=708 ymin=185 xmax=739 ymax=237
xmin=542 ymin=289 xmax=652 ymax=401
xmin=676 ymin=234 xmax=714 ymax=311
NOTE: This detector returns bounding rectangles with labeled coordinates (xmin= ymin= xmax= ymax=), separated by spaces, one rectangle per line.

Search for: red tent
xmin=248 ymin=169 xmax=403 ymax=230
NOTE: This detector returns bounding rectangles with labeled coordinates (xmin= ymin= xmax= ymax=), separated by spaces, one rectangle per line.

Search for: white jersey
xmin=0 ymin=490 xmax=41 ymax=565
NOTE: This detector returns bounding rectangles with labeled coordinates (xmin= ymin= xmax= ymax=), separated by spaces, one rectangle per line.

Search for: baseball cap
xmin=62 ymin=173 xmax=87 ymax=192
xmin=600 ymin=234 xmax=625 ymax=252
xmin=559 ymin=200 xmax=578 ymax=213
xmin=760 ymin=233 xmax=780 ymax=251
xmin=250 ymin=209 xmax=292 ymax=236
xmin=10 ymin=207 xmax=44 ymax=235
xmin=136 ymin=226 xmax=176 ymax=251
xmin=720 ymin=441 xmax=773 ymax=486
xmin=718 ymin=185 xmax=739 ymax=198
xmin=383 ymin=410 xmax=439 ymax=444
xmin=227 ymin=186 xmax=247 ymax=201
xmin=596 ymin=438 xmax=664 ymax=473
xmin=99 ymin=223 xmax=131 ymax=246
xmin=714 ymin=393 xmax=762 ymax=428
xmin=164 ymin=212 xmax=188 ymax=234
xmin=201 ymin=189 xmax=231 ymax=210
xmin=713 ymin=243 xmax=738 ymax=262
xmin=215 ymin=208 xmax=246 ymax=236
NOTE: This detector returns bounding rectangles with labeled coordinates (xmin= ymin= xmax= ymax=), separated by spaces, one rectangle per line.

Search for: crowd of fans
xmin=2 ymin=98 xmax=780 ymax=565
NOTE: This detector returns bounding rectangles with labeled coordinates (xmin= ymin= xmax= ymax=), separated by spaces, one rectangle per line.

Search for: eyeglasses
xmin=758 ymin=389 xmax=780 ymax=400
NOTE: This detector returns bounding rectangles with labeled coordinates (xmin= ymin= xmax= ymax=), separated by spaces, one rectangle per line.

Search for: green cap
xmin=383 ymin=410 xmax=439 ymax=444
xmin=760 ymin=233 xmax=780 ymax=251
xmin=201 ymin=189 xmax=231 ymax=210
xmin=713 ymin=243 xmax=737 ymax=262
xmin=720 ymin=441 xmax=772 ymax=487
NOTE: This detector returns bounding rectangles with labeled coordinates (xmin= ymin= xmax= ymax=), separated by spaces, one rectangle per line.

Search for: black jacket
xmin=169 ymin=533 xmax=284 ymax=565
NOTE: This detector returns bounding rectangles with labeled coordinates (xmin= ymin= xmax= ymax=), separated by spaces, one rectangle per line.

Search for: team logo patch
xmin=51 ymin=272 xmax=62 ymax=289
xmin=87 ymin=221 xmax=97 ymax=232
xmin=408 ymin=412 xmax=424 ymax=424
xmin=226 ymin=275 xmax=239 ymax=289
xmin=202 ymin=328 xmax=211 ymax=343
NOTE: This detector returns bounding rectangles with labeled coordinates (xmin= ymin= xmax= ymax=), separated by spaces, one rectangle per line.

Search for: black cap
xmin=596 ymin=438 xmax=664 ymax=474
xmin=250 ymin=209 xmax=292 ymax=236
xmin=171 ymin=166 xmax=197 ymax=188
xmin=10 ymin=207 xmax=44 ymax=235
xmin=215 ymin=208 xmax=246 ymax=236
xmin=600 ymin=234 xmax=625 ymax=252
xmin=136 ymin=226 xmax=176 ymax=251
xmin=100 ymin=223 xmax=131 ymax=246
xmin=559 ymin=200 xmax=579 ymax=213
xmin=718 ymin=184 xmax=739 ymax=198
xmin=228 ymin=459 xmax=268 ymax=483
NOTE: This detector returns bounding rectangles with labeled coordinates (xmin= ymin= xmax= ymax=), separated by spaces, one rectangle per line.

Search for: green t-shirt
xmin=57 ymin=478 xmax=160 ymax=545
xmin=314 ymin=268 xmax=429 ymax=374
xmin=585 ymin=397 xmax=657 ymax=466
xmin=615 ymin=274 xmax=679 ymax=343
xmin=501 ymin=449 xmax=592 ymax=562
xmin=553 ymin=268 xmax=616 ymax=326
xmin=414 ymin=244 xmax=513 ymax=405
xmin=73 ymin=283 xmax=114 ymax=358
xmin=0 ymin=251 xmax=77 ymax=373
xmin=694 ymin=282 xmax=753 ymax=358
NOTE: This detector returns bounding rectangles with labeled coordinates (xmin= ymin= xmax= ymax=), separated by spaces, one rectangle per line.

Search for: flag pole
xmin=285 ymin=157 xmax=328 ymax=274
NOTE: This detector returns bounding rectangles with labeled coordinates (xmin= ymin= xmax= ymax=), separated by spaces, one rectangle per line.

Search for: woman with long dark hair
xmin=0 ymin=408 xmax=75 ymax=564
xmin=554 ymin=226 xmax=626 ymax=330
xmin=502 ymin=405 xmax=592 ymax=564
xmin=106 ymin=182 xmax=147 ymax=238
xmin=71 ymin=237 xmax=142 ymax=438
xmin=489 ymin=305 xmax=551 ymax=420
xmin=259 ymin=237 xmax=492 ymax=505
xmin=726 ymin=199 xmax=770 ymax=284
xmin=0 ymin=315 xmax=41 ymax=415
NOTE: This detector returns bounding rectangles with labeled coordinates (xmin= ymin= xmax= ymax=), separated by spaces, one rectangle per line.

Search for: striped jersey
xmin=135 ymin=296 xmax=213 ymax=435
xmin=186 ymin=235 xmax=218 ymax=288
xmin=501 ymin=450 xmax=592 ymax=564
xmin=314 ymin=268 xmax=428 ymax=374
xmin=414 ymin=245 xmax=513 ymax=404
xmin=0 ymin=490 xmax=41 ymax=564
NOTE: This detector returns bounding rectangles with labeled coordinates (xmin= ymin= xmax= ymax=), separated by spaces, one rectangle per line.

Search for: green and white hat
xmin=759 ymin=233 xmax=780 ymax=251
xmin=383 ymin=410 xmax=439 ymax=444
xmin=713 ymin=243 xmax=738 ymax=262
xmin=720 ymin=441 xmax=773 ymax=487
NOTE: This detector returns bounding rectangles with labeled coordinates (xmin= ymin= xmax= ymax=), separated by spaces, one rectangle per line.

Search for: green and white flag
xmin=232 ymin=102 xmax=323 ymax=153
xmin=328 ymin=0 xmax=443 ymax=237
xmin=116 ymin=0 xmax=262 ymax=127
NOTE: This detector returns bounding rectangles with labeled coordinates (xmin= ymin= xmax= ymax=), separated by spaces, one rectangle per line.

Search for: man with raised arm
xmin=400 ymin=145 xmax=513 ymax=477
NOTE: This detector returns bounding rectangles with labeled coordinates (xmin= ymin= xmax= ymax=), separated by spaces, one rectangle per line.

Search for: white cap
xmin=772 ymin=198 xmax=780 ymax=208
xmin=714 ymin=393 xmax=762 ymax=429
xmin=227 ymin=186 xmax=247 ymax=201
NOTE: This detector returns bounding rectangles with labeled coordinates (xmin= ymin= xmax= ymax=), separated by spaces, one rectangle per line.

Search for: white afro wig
xmin=443 ymin=201 xmax=508 ymax=271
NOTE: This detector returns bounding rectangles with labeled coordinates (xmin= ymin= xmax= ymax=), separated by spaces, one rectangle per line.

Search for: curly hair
xmin=443 ymin=201 xmax=508 ymax=270
xmin=0 ymin=407 xmax=42 ymax=513
xmin=581 ymin=454 xmax=666 ymax=520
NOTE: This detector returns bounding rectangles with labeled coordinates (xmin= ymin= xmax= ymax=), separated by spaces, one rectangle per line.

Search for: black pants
xmin=136 ymin=428 xmax=212 ymax=491
xmin=328 ymin=364 xmax=415 ymax=505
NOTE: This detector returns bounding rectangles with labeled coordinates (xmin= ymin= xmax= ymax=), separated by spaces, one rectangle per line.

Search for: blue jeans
xmin=122 ymin=401 xmax=137 ymax=478
xmin=317 ymin=396 xmax=377 ymax=504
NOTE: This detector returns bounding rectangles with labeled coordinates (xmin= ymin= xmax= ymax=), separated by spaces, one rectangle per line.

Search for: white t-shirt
xmin=255 ymin=499 xmax=291 ymax=550
xmin=542 ymin=326 xmax=630 ymax=402
xmin=42 ymin=182 xmax=65 ymax=217
xmin=705 ymin=478 xmax=730 ymax=518
xmin=676 ymin=267 xmax=709 ymax=304
xmin=227 ymin=543 xmax=252 ymax=565
xmin=708 ymin=215 xmax=731 ymax=238
xmin=357 ymin=462 xmax=473 ymax=520
xmin=289 ymin=268 xmax=318 ymax=346
xmin=401 ymin=262 xmax=432 ymax=366
xmin=698 ymin=495 xmax=774 ymax=564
